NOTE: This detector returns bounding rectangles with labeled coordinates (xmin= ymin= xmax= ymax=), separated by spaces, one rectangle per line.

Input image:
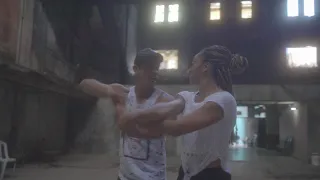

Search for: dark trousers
xmin=177 ymin=166 xmax=231 ymax=180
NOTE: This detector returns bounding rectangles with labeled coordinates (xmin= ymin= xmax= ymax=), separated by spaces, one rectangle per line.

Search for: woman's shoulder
xmin=206 ymin=91 xmax=236 ymax=103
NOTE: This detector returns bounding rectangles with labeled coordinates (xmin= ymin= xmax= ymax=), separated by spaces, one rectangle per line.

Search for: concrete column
xmin=279 ymin=102 xmax=308 ymax=162
xmin=307 ymin=102 xmax=320 ymax=157
xmin=265 ymin=105 xmax=280 ymax=149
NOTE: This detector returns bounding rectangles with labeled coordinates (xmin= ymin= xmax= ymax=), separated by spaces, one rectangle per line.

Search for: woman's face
xmin=188 ymin=53 xmax=207 ymax=84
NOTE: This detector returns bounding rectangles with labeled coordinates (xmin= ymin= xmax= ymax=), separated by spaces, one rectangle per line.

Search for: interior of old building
xmin=0 ymin=0 xmax=320 ymax=179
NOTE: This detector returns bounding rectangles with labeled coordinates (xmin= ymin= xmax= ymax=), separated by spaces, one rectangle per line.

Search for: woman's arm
xmin=117 ymin=95 xmax=185 ymax=131
xmin=162 ymin=101 xmax=224 ymax=137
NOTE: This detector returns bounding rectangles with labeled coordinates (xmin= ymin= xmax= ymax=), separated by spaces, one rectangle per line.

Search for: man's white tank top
xmin=118 ymin=87 xmax=167 ymax=180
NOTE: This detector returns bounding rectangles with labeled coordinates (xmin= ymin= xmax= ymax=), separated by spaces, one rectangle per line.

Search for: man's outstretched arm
xmin=118 ymin=94 xmax=185 ymax=130
xmin=79 ymin=79 xmax=128 ymax=100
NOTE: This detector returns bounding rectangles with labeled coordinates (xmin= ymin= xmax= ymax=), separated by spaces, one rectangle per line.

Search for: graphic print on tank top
xmin=122 ymin=87 xmax=162 ymax=160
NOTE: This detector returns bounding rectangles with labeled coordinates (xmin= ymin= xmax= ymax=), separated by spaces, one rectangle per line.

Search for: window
xmin=287 ymin=0 xmax=315 ymax=17
xmin=154 ymin=5 xmax=165 ymax=23
xmin=237 ymin=106 xmax=248 ymax=118
xmin=156 ymin=50 xmax=179 ymax=70
xmin=286 ymin=46 xmax=317 ymax=68
xmin=304 ymin=0 xmax=315 ymax=17
xmin=168 ymin=4 xmax=179 ymax=22
xmin=241 ymin=1 xmax=252 ymax=19
xmin=210 ymin=3 xmax=221 ymax=20
xmin=287 ymin=0 xmax=299 ymax=17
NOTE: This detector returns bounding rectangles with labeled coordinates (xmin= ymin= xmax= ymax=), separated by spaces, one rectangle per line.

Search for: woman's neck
xmin=197 ymin=78 xmax=221 ymax=99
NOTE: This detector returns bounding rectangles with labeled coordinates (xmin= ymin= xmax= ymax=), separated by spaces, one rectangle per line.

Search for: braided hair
xmin=198 ymin=45 xmax=248 ymax=94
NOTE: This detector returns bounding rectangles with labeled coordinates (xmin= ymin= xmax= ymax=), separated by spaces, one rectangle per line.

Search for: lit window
xmin=168 ymin=4 xmax=179 ymax=22
xmin=210 ymin=3 xmax=221 ymax=20
xmin=304 ymin=0 xmax=315 ymax=17
xmin=286 ymin=46 xmax=318 ymax=68
xmin=156 ymin=50 xmax=179 ymax=70
xmin=154 ymin=5 xmax=165 ymax=23
xmin=241 ymin=1 xmax=252 ymax=19
xmin=287 ymin=0 xmax=299 ymax=17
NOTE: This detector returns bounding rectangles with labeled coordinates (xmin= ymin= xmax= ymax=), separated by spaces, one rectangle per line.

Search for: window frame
xmin=155 ymin=50 xmax=179 ymax=70
xmin=303 ymin=0 xmax=315 ymax=17
xmin=209 ymin=2 xmax=221 ymax=21
xmin=287 ymin=0 xmax=315 ymax=17
xmin=285 ymin=46 xmax=318 ymax=68
xmin=168 ymin=4 xmax=180 ymax=23
xmin=154 ymin=4 xmax=165 ymax=23
xmin=240 ymin=0 xmax=253 ymax=19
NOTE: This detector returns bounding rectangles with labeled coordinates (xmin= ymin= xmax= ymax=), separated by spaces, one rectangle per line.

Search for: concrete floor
xmin=3 ymin=148 xmax=320 ymax=180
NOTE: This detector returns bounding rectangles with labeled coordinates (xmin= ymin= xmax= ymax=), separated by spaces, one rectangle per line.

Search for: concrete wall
xmin=279 ymin=103 xmax=309 ymax=161
xmin=0 ymin=80 xmax=69 ymax=161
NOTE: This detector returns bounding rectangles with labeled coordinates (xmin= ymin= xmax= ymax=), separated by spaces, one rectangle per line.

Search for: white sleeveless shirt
xmin=177 ymin=91 xmax=237 ymax=180
xmin=118 ymin=87 xmax=168 ymax=180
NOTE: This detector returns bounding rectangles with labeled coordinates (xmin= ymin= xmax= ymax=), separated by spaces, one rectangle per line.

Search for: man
xmin=79 ymin=48 xmax=173 ymax=180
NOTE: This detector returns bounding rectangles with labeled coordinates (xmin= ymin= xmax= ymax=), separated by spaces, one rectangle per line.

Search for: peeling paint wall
xmin=0 ymin=0 xmax=20 ymax=59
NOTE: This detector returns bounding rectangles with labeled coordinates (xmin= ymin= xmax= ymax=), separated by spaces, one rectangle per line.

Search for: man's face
xmin=133 ymin=61 xmax=161 ymax=87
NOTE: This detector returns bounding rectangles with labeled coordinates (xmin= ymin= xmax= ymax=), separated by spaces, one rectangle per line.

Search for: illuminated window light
xmin=155 ymin=50 xmax=179 ymax=70
xmin=286 ymin=46 xmax=318 ymax=68
xmin=168 ymin=4 xmax=179 ymax=22
xmin=154 ymin=5 xmax=165 ymax=23
xmin=210 ymin=3 xmax=221 ymax=20
xmin=287 ymin=0 xmax=299 ymax=17
xmin=304 ymin=0 xmax=315 ymax=17
xmin=241 ymin=1 xmax=252 ymax=19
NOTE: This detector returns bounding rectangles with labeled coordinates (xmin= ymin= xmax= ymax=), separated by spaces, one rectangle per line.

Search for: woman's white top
xmin=177 ymin=91 xmax=237 ymax=180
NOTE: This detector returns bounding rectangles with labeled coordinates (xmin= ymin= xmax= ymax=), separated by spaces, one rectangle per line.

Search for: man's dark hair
xmin=134 ymin=48 xmax=163 ymax=67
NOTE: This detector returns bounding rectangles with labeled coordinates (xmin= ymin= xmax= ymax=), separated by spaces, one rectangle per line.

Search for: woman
xmin=117 ymin=45 xmax=248 ymax=180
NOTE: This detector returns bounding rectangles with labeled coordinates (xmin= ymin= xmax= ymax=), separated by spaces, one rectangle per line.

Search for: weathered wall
xmin=0 ymin=0 xmax=20 ymax=59
xmin=73 ymin=99 xmax=119 ymax=155
xmin=125 ymin=5 xmax=138 ymax=75
xmin=0 ymin=81 xmax=15 ymax=141
xmin=279 ymin=103 xmax=309 ymax=161
xmin=0 ymin=80 xmax=69 ymax=161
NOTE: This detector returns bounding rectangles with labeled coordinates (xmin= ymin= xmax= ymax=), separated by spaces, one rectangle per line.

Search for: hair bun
xmin=230 ymin=54 xmax=248 ymax=75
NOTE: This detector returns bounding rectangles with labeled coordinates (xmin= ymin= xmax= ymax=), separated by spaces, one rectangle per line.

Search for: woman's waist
xmin=180 ymin=152 xmax=226 ymax=172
